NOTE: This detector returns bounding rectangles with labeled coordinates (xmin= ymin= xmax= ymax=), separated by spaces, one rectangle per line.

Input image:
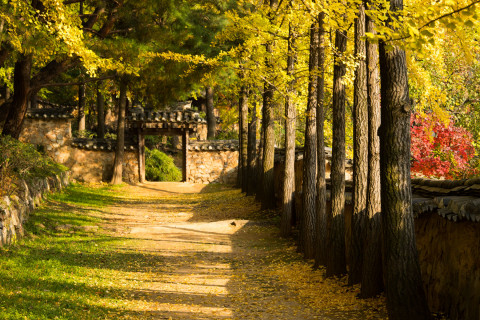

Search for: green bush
xmin=145 ymin=148 xmax=182 ymax=182
xmin=0 ymin=135 xmax=68 ymax=196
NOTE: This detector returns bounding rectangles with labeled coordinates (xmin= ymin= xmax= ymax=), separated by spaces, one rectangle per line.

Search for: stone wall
xmin=0 ymin=172 xmax=70 ymax=247
xmin=187 ymin=150 xmax=238 ymax=184
xmin=20 ymin=118 xmax=139 ymax=183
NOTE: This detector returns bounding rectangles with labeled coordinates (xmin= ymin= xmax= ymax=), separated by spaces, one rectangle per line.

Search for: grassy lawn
xmin=0 ymin=184 xmax=143 ymax=320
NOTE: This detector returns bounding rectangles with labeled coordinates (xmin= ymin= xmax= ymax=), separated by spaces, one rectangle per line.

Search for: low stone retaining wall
xmin=0 ymin=172 xmax=70 ymax=247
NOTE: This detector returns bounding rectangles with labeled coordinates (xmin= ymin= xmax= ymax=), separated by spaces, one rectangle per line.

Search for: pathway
xmin=95 ymin=182 xmax=387 ymax=320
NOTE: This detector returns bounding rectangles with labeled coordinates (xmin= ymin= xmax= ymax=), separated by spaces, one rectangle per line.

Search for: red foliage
xmin=410 ymin=113 xmax=477 ymax=179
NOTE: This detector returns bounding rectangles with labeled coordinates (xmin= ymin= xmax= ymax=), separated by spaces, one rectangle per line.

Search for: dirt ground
xmin=96 ymin=182 xmax=387 ymax=320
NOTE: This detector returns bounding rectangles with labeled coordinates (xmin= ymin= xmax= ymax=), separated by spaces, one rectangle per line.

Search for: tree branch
xmin=39 ymin=75 xmax=115 ymax=88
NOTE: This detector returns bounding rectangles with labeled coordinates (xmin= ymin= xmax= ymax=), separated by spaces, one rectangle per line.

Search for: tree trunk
xmin=247 ymin=101 xmax=258 ymax=196
xmin=206 ymin=86 xmax=215 ymax=139
xmin=302 ymin=22 xmax=319 ymax=259
xmin=238 ymin=96 xmax=244 ymax=189
xmin=240 ymin=88 xmax=249 ymax=192
xmin=327 ymin=29 xmax=347 ymax=277
xmin=281 ymin=23 xmax=297 ymax=237
xmin=361 ymin=10 xmax=384 ymax=298
xmin=349 ymin=3 xmax=369 ymax=285
xmin=255 ymin=115 xmax=264 ymax=201
xmin=379 ymin=0 xmax=431 ymax=317
xmin=97 ymin=85 xmax=105 ymax=139
xmin=78 ymin=83 xmax=86 ymax=132
xmin=2 ymin=54 xmax=32 ymax=138
xmin=110 ymin=80 xmax=128 ymax=185
xmin=315 ymin=13 xmax=328 ymax=268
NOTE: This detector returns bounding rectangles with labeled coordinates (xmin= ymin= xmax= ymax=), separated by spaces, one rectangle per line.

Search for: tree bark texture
xmin=247 ymin=102 xmax=258 ymax=196
xmin=282 ymin=23 xmax=297 ymax=237
xmin=255 ymin=117 xmax=265 ymax=201
xmin=361 ymin=11 xmax=384 ymax=298
xmin=97 ymin=85 xmax=105 ymax=139
xmin=349 ymin=4 xmax=369 ymax=285
xmin=240 ymin=87 xmax=249 ymax=192
xmin=315 ymin=13 xmax=328 ymax=268
xmin=206 ymin=86 xmax=215 ymax=139
xmin=2 ymin=54 xmax=32 ymax=138
xmin=327 ymin=29 xmax=347 ymax=277
xmin=260 ymin=0 xmax=278 ymax=210
xmin=379 ymin=0 xmax=431 ymax=317
xmin=78 ymin=83 xmax=86 ymax=132
xmin=302 ymin=22 xmax=319 ymax=259
xmin=110 ymin=80 xmax=127 ymax=185
xmin=238 ymin=96 xmax=244 ymax=189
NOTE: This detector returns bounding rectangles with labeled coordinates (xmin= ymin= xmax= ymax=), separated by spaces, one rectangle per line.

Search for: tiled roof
xmin=188 ymin=140 xmax=239 ymax=151
xmin=26 ymin=100 xmax=74 ymax=119
xmin=71 ymin=138 xmax=137 ymax=151
xmin=127 ymin=109 xmax=207 ymax=124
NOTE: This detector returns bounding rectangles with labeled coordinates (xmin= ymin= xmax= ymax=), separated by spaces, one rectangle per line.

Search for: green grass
xmin=0 ymin=184 xmax=150 ymax=320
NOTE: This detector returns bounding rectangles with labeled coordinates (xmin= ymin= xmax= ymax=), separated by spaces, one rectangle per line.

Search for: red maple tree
xmin=410 ymin=112 xmax=477 ymax=179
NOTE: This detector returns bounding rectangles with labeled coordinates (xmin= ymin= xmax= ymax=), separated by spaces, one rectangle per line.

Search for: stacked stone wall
xmin=0 ymin=172 xmax=70 ymax=247
xmin=187 ymin=150 xmax=238 ymax=184
xmin=20 ymin=118 xmax=139 ymax=183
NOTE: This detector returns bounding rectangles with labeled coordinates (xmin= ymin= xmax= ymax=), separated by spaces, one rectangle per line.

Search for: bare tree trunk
xmin=260 ymin=0 xmax=278 ymax=210
xmin=239 ymin=87 xmax=248 ymax=192
xmin=281 ymin=23 xmax=297 ymax=237
xmin=110 ymin=80 xmax=127 ymax=185
xmin=247 ymin=101 xmax=258 ymax=196
xmin=78 ymin=83 xmax=86 ymax=132
xmin=2 ymin=54 xmax=32 ymax=138
xmin=379 ymin=0 xmax=431 ymax=317
xmin=349 ymin=3 xmax=369 ymax=285
xmin=361 ymin=10 xmax=384 ymax=298
xmin=238 ymin=96 xmax=244 ymax=188
xmin=97 ymin=84 xmax=105 ymax=139
xmin=255 ymin=115 xmax=264 ymax=201
xmin=206 ymin=86 xmax=215 ymax=139
xmin=327 ymin=29 xmax=347 ymax=277
xmin=302 ymin=22 xmax=319 ymax=259
xmin=315 ymin=12 xmax=328 ymax=268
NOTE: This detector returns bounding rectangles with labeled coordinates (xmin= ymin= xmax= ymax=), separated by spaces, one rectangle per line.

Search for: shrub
xmin=0 ymin=135 xmax=68 ymax=196
xmin=145 ymin=148 xmax=182 ymax=182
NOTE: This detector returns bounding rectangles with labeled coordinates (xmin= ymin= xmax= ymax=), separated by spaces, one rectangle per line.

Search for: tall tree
xmin=260 ymin=0 xmax=279 ymax=210
xmin=379 ymin=0 xmax=431 ymax=317
xmin=240 ymin=86 xmax=249 ymax=192
xmin=349 ymin=3 xmax=369 ymax=285
xmin=97 ymin=84 xmax=105 ymax=139
xmin=206 ymin=86 xmax=216 ymax=139
xmin=281 ymin=23 xmax=298 ymax=237
xmin=361 ymin=9 xmax=383 ymax=298
xmin=302 ymin=21 xmax=319 ymax=259
xmin=327 ymin=28 xmax=348 ymax=277
xmin=78 ymin=83 xmax=86 ymax=132
xmin=315 ymin=12 xmax=328 ymax=268
xmin=110 ymin=79 xmax=128 ymax=185
xmin=247 ymin=101 xmax=258 ymax=196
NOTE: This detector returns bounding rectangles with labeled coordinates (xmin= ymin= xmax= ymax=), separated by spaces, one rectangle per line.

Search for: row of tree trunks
xmin=281 ymin=23 xmax=297 ymax=237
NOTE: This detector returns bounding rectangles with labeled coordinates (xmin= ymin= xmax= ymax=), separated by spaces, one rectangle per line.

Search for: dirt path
xmin=89 ymin=182 xmax=386 ymax=320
